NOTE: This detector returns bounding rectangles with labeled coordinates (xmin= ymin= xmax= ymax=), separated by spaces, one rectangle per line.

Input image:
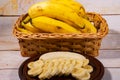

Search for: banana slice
xmin=28 ymin=67 xmax=43 ymax=76
xmin=50 ymin=59 xmax=59 ymax=76
xmin=72 ymin=68 xmax=90 ymax=80
xmin=39 ymin=60 xmax=52 ymax=79
xmin=28 ymin=62 xmax=34 ymax=69
xmin=83 ymin=65 xmax=93 ymax=73
xmin=51 ymin=58 xmax=63 ymax=76
xmin=64 ymin=59 xmax=76 ymax=75
xmin=28 ymin=60 xmax=44 ymax=76
xmin=81 ymin=72 xmax=90 ymax=80
xmin=61 ymin=58 xmax=70 ymax=74
xmin=72 ymin=68 xmax=86 ymax=77
xmin=75 ymin=72 xmax=90 ymax=80
xmin=74 ymin=59 xmax=84 ymax=68
xmin=28 ymin=60 xmax=44 ymax=69
xmin=68 ymin=59 xmax=76 ymax=73
xmin=64 ymin=59 xmax=72 ymax=75
xmin=83 ymin=59 xmax=89 ymax=67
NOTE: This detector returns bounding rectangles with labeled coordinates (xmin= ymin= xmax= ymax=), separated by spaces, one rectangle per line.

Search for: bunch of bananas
xmin=18 ymin=0 xmax=97 ymax=34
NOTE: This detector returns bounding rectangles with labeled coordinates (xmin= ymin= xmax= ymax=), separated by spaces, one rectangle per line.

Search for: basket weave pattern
xmin=13 ymin=12 xmax=108 ymax=57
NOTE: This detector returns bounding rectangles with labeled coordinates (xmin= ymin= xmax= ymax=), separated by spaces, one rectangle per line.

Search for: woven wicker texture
xmin=13 ymin=12 xmax=109 ymax=57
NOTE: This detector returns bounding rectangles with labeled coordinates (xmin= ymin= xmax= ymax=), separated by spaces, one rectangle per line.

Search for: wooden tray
xmin=19 ymin=52 xmax=104 ymax=80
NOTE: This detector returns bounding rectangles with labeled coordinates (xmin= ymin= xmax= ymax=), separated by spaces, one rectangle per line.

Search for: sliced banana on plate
xmin=28 ymin=52 xmax=93 ymax=80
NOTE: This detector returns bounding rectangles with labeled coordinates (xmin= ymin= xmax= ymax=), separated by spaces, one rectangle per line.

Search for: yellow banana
xmin=23 ymin=15 xmax=31 ymax=23
xmin=16 ymin=26 xmax=33 ymax=34
xmin=50 ymin=0 xmax=86 ymax=18
xmin=49 ymin=0 xmax=95 ymax=33
xmin=81 ymin=19 xmax=97 ymax=33
xmin=28 ymin=1 xmax=86 ymax=29
xmin=31 ymin=16 xmax=81 ymax=33
xmin=21 ymin=21 xmax=40 ymax=33
xmin=28 ymin=1 xmax=96 ymax=33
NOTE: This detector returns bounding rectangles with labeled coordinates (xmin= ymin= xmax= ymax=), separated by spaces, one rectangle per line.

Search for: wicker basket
xmin=13 ymin=12 xmax=109 ymax=57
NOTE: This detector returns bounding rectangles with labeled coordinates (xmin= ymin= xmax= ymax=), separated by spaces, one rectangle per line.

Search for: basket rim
xmin=13 ymin=12 xmax=109 ymax=39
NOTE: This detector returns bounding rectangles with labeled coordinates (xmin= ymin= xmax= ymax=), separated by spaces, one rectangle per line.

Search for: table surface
xmin=0 ymin=0 xmax=120 ymax=80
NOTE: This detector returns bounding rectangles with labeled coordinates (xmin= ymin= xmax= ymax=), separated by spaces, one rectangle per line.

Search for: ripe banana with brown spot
xmin=80 ymin=19 xmax=97 ymax=33
xmin=50 ymin=0 xmax=86 ymax=18
xmin=31 ymin=16 xmax=81 ymax=33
